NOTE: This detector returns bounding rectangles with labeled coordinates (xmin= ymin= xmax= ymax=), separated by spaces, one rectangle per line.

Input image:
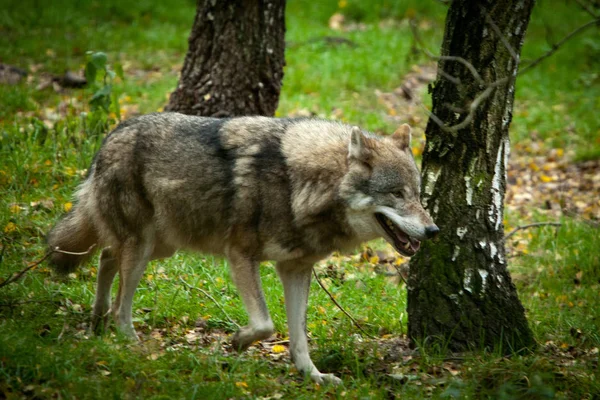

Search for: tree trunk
xmin=408 ymin=0 xmax=536 ymax=352
xmin=166 ymin=0 xmax=286 ymax=117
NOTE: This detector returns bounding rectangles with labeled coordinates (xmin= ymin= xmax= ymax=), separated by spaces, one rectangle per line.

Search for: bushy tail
xmin=47 ymin=205 xmax=98 ymax=274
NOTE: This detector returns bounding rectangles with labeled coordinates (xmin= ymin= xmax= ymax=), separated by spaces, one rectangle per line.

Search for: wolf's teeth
xmin=404 ymin=242 xmax=411 ymax=250
xmin=386 ymin=219 xmax=394 ymax=228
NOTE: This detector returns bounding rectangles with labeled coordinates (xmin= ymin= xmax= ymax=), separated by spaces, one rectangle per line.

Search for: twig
xmin=410 ymin=19 xmax=484 ymax=85
xmin=0 ymin=299 xmax=57 ymax=308
xmin=312 ymin=268 xmax=376 ymax=339
xmin=444 ymin=78 xmax=508 ymax=132
xmin=519 ymin=18 xmax=600 ymax=75
xmin=0 ymin=244 xmax=96 ymax=290
xmin=410 ymin=17 xmax=511 ymax=133
xmin=438 ymin=69 xmax=461 ymax=85
xmin=410 ymin=14 xmax=599 ymax=134
xmin=263 ymin=339 xmax=290 ymax=345
xmin=574 ymin=0 xmax=598 ymax=18
xmin=505 ymin=222 xmax=562 ymax=240
xmin=178 ymin=277 xmax=240 ymax=329
xmin=482 ymin=8 xmax=519 ymax=61
xmin=416 ymin=78 xmax=508 ymax=134
xmin=393 ymin=264 xmax=409 ymax=287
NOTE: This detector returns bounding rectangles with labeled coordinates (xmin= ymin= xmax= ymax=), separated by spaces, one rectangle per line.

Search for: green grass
xmin=1 ymin=0 xmax=599 ymax=398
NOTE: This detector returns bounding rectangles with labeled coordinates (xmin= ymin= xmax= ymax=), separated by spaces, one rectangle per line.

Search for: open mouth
xmin=375 ymin=213 xmax=421 ymax=257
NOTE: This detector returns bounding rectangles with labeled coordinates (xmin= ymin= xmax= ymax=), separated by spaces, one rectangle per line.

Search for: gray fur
xmin=47 ymin=112 xmax=437 ymax=385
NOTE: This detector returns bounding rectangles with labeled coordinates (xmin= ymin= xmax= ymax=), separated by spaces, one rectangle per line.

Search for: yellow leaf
xmin=318 ymin=306 xmax=326 ymax=314
xmin=9 ymin=205 xmax=20 ymax=214
xmin=556 ymin=148 xmax=564 ymax=157
xmin=338 ymin=0 xmax=347 ymax=8
xmin=4 ymin=222 xmax=16 ymax=233
xmin=369 ymin=256 xmax=380 ymax=264
xmin=272 ymin=344 xmax=286 ymax=353
xmin=394 ymin=257 xmax=406 ymax=265
xmin=63 ymin=202 xmax=73 ymax=212
xmin=235 ymin=382 xmax=248 ymax=389
xmin=540 ymin=175 xmax=553 ymax=183
xmin=44 ymin=159 xmax=52 ymax=166
xmin=64 ymin=167 xmax=76 ymax=176
xmin=529 ymin=162 xmax=540 ymax=172
xmin=412 ymin=146 xmax=422 ymax=157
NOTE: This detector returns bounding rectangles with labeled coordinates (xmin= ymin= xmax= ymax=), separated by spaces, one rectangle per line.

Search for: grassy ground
xmin=1 ymin=0 xmax=599 ymax=398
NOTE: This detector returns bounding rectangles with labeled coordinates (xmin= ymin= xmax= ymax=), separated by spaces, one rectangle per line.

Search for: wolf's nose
xmin=425 ymin=225 xmax=440 ymax=239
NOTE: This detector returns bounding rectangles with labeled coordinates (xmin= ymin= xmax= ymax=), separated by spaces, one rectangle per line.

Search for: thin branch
xmin=0 ymin=244 xmax=96 ymax=290
xmin=519 ymin=18 xmax=600 ymax=75
xmin=445 ymin=78 xmax=508 ymax=132
xmin=482 ymin=8 xmax=519 ymax=61
xmin=312 ymin=268 xmax=376 ymax=339
xmin=410 ymin=17 xmax=513 ymax=133
xmin=410 ymin=19 xmax=484 ymax=85
xmin=178 ymin=277 xmax=240 ymax=329
xmin=438 ymin=69 xmax=461 ymax=86
xmin=410 ymin=14 xmax=599 ymax=135
xmin=574 ymin=0 xmax=598 ymax=18
xmin=392 ymin=264 xmax=409 ymax=287
xmin=416 ymin=77 xmax=508 ymax=134
xmin=505 ymin=222 xmax=562 ymax=240
xmin=0 ymin=299 xmax=57 ymax=308
xmin=418 ymin=102 xmax=448 ymax=131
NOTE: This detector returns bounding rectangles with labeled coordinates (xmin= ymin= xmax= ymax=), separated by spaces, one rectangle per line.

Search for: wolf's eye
xmin=392 ymin=191 xmax=403 ymax=198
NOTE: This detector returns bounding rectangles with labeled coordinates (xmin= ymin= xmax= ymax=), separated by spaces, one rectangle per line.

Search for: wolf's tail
xmin=47 ymin=200 xmax=98 ymax=274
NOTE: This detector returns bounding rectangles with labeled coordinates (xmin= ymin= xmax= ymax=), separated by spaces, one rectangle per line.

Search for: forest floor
xmin=1 ymin=0 xmax=599 ymax=398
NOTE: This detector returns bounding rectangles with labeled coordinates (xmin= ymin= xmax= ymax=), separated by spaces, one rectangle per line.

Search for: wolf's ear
xmin=348 ymin=126 xmax=371 ymax=162
xmin=391 ymin=123 xmax=411 ymax=151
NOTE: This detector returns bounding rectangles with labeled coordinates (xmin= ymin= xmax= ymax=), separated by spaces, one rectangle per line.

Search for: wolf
xmin=47 ymin=113 xmax=438 ymax=385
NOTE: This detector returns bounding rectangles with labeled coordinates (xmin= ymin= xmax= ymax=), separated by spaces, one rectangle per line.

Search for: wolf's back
xmin=47 ymin=182 xmax=98 ymax=274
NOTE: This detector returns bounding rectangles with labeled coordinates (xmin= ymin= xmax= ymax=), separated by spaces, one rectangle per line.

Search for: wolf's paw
xmin=231 ymin=324 xmax=274 ymax=352
xmin=91 ymin=311 xmax=111 ymax=335
xmin=115 ymin=324 xmax=140 ymax=341
xmin=310 ymin=372 xmax=343 ymax=386
xmin=231 ymin=328 xmax=255 ymax=352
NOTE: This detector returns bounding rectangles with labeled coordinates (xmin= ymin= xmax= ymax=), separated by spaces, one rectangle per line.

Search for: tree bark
xmin=408 ymin=0 xmax=536 ymax=352
xmin=166 ymin=0 xmax=286 ymax=117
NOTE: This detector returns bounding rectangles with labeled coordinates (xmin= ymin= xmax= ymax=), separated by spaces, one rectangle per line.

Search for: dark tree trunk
xmin=408 ymin=0 xmax=536 ymax=352
xmin=166 ymin=0 xmax=286 ymax=117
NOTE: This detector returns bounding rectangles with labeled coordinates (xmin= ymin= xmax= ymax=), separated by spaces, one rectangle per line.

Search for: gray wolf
xmin=47 ymin=113 xmax=438 ymax=385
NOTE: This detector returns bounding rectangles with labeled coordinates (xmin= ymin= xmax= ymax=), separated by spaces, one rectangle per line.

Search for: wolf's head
xmin=340 ymin=124 xmax=438 ymax=257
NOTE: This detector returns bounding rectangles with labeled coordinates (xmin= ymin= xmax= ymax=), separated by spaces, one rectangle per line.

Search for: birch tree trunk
xmin=408 ymin=0 xmax=536 ymax=352
xmin=166 ymin=0 xmax=286 ymax=117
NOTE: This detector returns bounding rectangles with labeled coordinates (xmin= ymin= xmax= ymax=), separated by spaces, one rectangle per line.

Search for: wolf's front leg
xmin=276 ymin=260 xmax=342 ymax=386
xmin=227 ymin=249 xmax=275 ymax=350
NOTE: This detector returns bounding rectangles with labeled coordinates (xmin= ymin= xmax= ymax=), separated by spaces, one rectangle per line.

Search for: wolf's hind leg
xmin=276 ymin=260 xmax=342 ymax=386
xmin=112 ymin=238 xmax=152 ymax=340
xmin=91 ymin=248 xmax=118 ymax=334
xmin=227 ymin=249 xmax=275 ymax=351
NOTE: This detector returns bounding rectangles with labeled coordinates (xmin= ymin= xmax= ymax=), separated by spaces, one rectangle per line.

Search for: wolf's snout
xmin=425 ymin=225 xmax=440 ymax=239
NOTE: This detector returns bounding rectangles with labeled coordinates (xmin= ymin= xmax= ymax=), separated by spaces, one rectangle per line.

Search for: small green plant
xmin=84 ymin=51 xmax=124 ymax=116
